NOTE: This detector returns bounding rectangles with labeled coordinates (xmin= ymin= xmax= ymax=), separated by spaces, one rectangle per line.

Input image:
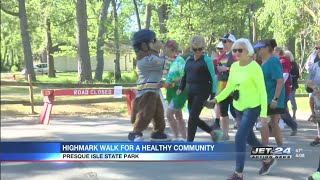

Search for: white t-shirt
xmin=307 ymin=62 xmax=320 ymax=87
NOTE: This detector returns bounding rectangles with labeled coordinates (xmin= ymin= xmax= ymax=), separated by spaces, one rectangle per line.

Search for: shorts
xmin=267 ymin=104 xmax=285 ymax=115
xmin=168 ymin=100 xmax=181 ymax=112
xmin=219 ymin=96 xmax=233 ymax=117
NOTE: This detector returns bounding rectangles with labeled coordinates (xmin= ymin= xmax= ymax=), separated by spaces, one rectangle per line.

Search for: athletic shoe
xmin=255 ymin=122 xmax=262 ymax=130
xmin=310 ymin=137 xmax=320 ymax=146
xmin=308 ymin=171 xmax=320 ymax=180
xmin=227 ymin=172 xmax=243 ymax=180
xmin=221 ymin=135 xmax=230 ymax=141
xmin=278 ymin=119 xmax=285 ymax=129
xmin=259 ymin=159 xmax=277 ymax=175
xmin=171 ymin=137 xmax=185 ymax=142
xmin=290 ymin=129 xmax=297 ymax=136
xmin=211 ymin=131 xmax=223 ymax=142
xmin=150 ymin=132 xmax=170 ymax=141
xmin=128 ymin=132 xmax=144 ymax=142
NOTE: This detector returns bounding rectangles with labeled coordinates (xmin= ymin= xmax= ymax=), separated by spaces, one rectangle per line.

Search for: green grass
xmin=14 ymin=71 xmax=137 ymax=84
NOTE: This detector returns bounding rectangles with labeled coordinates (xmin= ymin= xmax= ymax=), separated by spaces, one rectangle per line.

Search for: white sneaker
xmin=171 ymin=137 xmax=180 ymax=142
xmin=256 ymin=122 xmax=262 ymax=129
xmin=278 ymin=119 xmax=285 ymax=129
xmin=134 ymin=136 xmax=144 ymax=142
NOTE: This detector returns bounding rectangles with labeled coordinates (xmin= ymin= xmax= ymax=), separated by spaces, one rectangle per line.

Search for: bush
xmin=10 ymin=65 xmax=19 ymax=72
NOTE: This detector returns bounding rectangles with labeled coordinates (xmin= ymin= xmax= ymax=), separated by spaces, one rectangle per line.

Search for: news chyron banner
xmin=1 ymin=142 xmax=237 ymax=162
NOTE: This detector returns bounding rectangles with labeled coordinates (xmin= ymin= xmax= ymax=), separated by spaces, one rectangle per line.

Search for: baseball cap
xmin=254 ymin=39 xmax=277 ymax=49
xmin=131 ymin=29 xmax=156 ymax=46
xmin=131 ymin=29 xmax=156 ymax=52
xmin=216 ymin=42 xmax=224 ymax=49
xmin=253 ymin=42 xmax=267 ymax=49
xmin=219 ymin=33 xmax=236 ymax=42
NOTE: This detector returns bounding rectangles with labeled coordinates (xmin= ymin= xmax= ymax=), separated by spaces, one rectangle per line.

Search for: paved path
xmin=1 ymin=113 xmax=319 ymax=180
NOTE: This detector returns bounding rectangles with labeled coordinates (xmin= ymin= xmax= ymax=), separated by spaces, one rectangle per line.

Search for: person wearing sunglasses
xmin=163 ymin=40 xmax=188 ymax=141
xmin=210 ymin=41 xmax=225 ymax=131
xmin=204 ymin=38 xmax=268 ymax=180
xmin=129 ymin=29 xmax=169 ymax=142
xmin=212 ymin=33 xmax=238 ymax=140
xmin=216 ymin=41 xmax=225 ymax=55
xmin=306 ymin=59 xmax=320 ymax=147
xmin=306 ymin=42 xmax=320 ymax=122
xmin=177 ymin=35 xmax=222 ymax=142
xmin=253 ymin=39 xmax=285 ymax=175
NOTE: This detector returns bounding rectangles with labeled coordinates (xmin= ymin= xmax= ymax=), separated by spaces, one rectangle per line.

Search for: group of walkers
xmin=128 ymin=28 xmax=320 ymax=180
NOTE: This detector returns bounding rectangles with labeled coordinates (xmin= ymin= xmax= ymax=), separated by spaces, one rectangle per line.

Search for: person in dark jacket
xmin=177 ymin=35 xmax=222 ymax=142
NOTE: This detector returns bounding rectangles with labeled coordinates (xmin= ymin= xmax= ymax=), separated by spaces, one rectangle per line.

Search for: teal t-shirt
xmin=261 ymin=55 xmax=285 ymax=108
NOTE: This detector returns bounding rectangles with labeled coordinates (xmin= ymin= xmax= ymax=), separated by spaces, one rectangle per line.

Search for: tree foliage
xmin=1 ymin=0 xmax=319 ymax=77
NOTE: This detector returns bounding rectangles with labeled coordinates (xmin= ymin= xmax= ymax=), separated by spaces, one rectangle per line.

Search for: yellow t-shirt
xmin=215 ymin=61 xmax=268 ymax=118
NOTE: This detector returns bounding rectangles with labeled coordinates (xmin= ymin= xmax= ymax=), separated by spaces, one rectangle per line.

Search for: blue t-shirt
xmin=261 ymin=56 xmax=285 ymax=108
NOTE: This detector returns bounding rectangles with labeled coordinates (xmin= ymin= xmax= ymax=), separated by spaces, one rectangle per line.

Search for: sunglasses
xmin=232 ymin=49 xmax=244 ymax=53
xmin=216 ymin=48 xmax=223 ymax=50
xmin=316 ymin=47 xmax=320 ymax=50
xmin=222 ymin=40 xmax=232 ymax=44
xmin=192 ymin=47 xmax=203 ymax=52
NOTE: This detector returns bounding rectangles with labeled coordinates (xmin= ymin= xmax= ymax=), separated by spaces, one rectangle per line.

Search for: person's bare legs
xmin=260 ymin=119 xmax=270 ymax=146
xmin=221 ymin=116 xmax=230 ymax=137
xmin=310 ymin=96 xmax=315 ymax=113
xmin=167 ymin=109 xmax=179 ymax=139
xmin=269 ymin=114 xmax=283 ymax=146
xmin=215 ymin=104 xmax=221 ymax=118
xmin=174 ymin=111 xmax=187 ymax=139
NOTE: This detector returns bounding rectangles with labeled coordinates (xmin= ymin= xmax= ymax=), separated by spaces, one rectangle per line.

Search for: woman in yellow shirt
xmin=205 ymin=38 xmax=269 ymax=180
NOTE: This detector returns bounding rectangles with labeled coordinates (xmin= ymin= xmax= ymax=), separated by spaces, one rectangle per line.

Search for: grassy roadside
xmin=11 ymin=71 xmax=137 ymax=84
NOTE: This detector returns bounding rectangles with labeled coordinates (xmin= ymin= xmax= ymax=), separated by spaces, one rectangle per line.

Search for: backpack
xmin=290 ymin=61 xmax=300 ymax=90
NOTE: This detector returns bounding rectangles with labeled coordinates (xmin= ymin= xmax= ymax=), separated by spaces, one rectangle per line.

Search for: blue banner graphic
xmin=0 ymin=142 xmax=236 ymax=161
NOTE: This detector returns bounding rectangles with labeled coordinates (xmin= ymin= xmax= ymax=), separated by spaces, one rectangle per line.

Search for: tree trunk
xmin=248 ymin=13 xmax=252 ymax=43
xmin=19 ymin=0 xmax=36 ymax=81
xmin=133 ymin=0 xmax=141 ymax=30
xmin=157 ymin=4 xmax=168 ymax=35
xmin=11 ymin=49 xmax=14 ymax=66
xmin=94 ymin=0 xmax=111 ymax=81
xmin=112 ymin=0 xmax=121 ymax=81
xmin=46 ymin=17 xmax=55 ymax=77
xmin=144 ymin=4 xmax=152 ymax=29
xmin=76 ymin=0 xmax=92 ymax=83
xmin=40 ymin=50 xmax=47 ymax=63
xmin=286 ymin=37 xmax=295 ymax=58
xmin=252 ymin=16 xmax=257 ymax=43
xmin=2 ymin=46 xmax=8 ymax=69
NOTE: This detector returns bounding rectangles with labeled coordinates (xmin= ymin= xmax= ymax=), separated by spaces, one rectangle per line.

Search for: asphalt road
xmin=1 ymin=113 xmax=319 ymax=180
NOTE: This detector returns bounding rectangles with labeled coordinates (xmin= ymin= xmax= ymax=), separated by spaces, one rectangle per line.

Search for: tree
xmin=1 ymin=0 xmax=36 ymax=81
xmin=46 ymin=17 xmax=55 ymax=77
xmin=112 ymin=0 xmax=121 ymax=81
xmin=76 ymin=0 xmax=93 ymax=83
xmin=94 ymin=0 xmax=111 ymax=81
xmin=157 ymin=4 xmax=168 ymax=35
xmin=133 ymin=0 xmax=141 ymax=30
xmin=144 ymin=4 xmax=152 ymax=29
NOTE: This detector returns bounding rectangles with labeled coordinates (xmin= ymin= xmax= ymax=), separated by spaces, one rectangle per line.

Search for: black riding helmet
xmin=131 ymin=29 xmax=156 ymax=52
